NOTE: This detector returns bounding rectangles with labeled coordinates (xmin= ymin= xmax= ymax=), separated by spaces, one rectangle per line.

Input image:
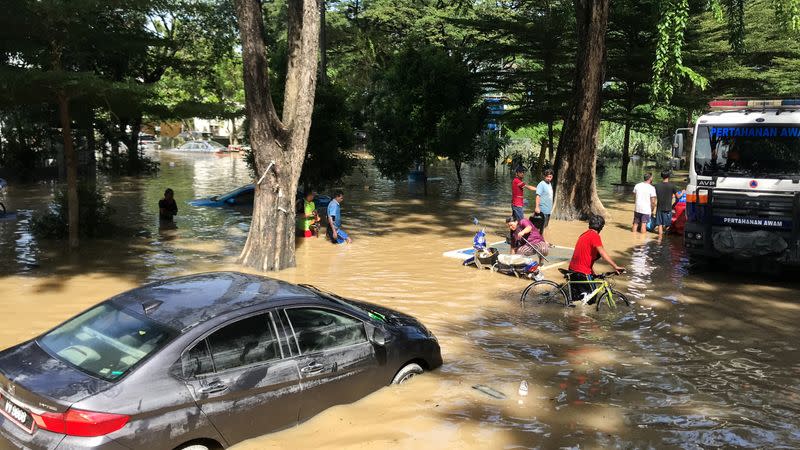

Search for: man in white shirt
xmin=632 ymin=173 xmax=656 ymax=233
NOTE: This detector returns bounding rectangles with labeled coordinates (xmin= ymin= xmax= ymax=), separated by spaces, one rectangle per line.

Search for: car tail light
xmin=32 ymin=408 xmax=129 ymax=437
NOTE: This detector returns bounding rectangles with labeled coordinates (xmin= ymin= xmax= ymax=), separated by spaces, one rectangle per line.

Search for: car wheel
xmin=178 ymin=445 xmax=210 ymax=450
xmin=392 ymin=362 xmax=424 ymax=385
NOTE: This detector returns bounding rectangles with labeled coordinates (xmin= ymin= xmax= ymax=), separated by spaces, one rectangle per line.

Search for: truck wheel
xmin=392 ymin=363 xmax=424 ymax=385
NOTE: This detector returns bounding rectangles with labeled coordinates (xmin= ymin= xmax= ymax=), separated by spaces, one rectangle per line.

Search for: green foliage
xmin=241 ymin=83 xmax=358 ymax=189
xmin=655 ymin=0 xmax=800 ymax=102
xmin=508 ymin=124 xmax=561 ymax=142
xmin=0 ymin=105 xmax=61 ymax=179
xmin=31 ymin=183 xmax=115 ymax=238
xmin=680 ymin=0 xmax=800 ymax=100
xmin=461 ymin=1 xmax=575 ymax=132
xmin=301 ymin=83 xmax=358 ymax=190
xmin=0 ymin=0 xmax=238 ymax=176
xmin=598 ymin=122 xmax=669 ymax=160
xmin=366 ymin=42 xmax=483 ymax=180
xmin=505 ymin=124 xmax=562 ymax=171
xmin=475 ymin=131 xmax=510 ymax=166
xmin=773 ymin=0 xmax=800 ymax=30
xmin=651 ymin=0 xmax=693 ymax=101
xmin=605 ymin=0 xmax=662 ymax=127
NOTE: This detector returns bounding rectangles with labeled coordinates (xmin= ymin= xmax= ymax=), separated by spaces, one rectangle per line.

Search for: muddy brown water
xmin=1 ymin=152 xmax=799 ymax=449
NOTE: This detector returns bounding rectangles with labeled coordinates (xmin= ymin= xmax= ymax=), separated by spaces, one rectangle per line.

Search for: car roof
xmin=110 ymin=272 xmax=314 ymax=331
xmin=221 ymin=184 xmax=255 ymax=199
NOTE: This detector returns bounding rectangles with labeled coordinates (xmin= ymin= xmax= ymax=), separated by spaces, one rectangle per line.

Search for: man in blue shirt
xmin=326 ymin=190 xmax=351 ymax=244
xmin=534 ymin=169 xmax=554 ymax=238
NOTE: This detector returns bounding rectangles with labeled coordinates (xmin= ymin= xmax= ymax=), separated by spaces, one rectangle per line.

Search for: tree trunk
xmin=536 ymin=139 xmax=547 ymax=180
xmin=235 ymin=0 xmax=320 ymax=271
xmin=421 ymin=159 xmax=428 ymax=196
xmin=547 ymin=119 xmax=555 ymax=162
xmin=125 ymin=116 xmax=142 ymax=171
xmin=454 ymin=159 xmax=462 ymax=185
xmin=552 ymin=0 xmax=609 ymax=220
xmin=230 ymin=118 xmax=238 ymax=145
xmin=58 ymin=93 xmax=79 ymax=248
xmin=83 ymin=109 xmax=97 ymax=181
xmin=621 ymin=118 xmax=631 ymax=185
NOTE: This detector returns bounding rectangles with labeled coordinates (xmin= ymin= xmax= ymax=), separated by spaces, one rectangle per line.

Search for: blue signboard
xmin=709 ymin=127 xmax=800 ymax=138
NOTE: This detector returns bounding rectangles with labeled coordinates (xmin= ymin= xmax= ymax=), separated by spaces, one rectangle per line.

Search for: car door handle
xmin=300 ymin=362 xmax=324 ymax=374
xmin=198 ymin=380 xmax=228 ymax=394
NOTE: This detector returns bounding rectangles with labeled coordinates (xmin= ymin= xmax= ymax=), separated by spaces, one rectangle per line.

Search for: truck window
xmin=695 ymin=125 xmax=800 ymax=177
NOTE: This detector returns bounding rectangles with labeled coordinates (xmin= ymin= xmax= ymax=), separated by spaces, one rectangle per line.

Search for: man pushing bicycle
xmin=567 ymin=215 xmax=624 ymax=303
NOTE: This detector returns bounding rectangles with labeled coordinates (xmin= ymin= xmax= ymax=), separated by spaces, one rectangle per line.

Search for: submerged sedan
xmin=189 ymin=184 xmax=255 ymax=207
xmin=189 ymin=185 xmax=332 ymax=211
xmin=0 ymin=272 xmax=442 ymax=450
xmin=173 ymin=140 xmax=226 ymax=153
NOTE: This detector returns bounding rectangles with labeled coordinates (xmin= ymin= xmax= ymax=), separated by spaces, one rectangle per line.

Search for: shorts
xmin=568 ymin=272 xmax=600 ymax=304
xmin=518 ymin=241 xmax=549 ymax=257
xmin=655 ymin=210 xmax=672 ymax=226
xmin=632 ymin=211 xmax=650 ymax=225
xmin=512 ymin=206 xmax=524 ymax=221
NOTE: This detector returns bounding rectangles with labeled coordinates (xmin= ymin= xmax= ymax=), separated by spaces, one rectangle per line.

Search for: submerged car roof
xmin=110 ymin=272 xmax=313 ymax=331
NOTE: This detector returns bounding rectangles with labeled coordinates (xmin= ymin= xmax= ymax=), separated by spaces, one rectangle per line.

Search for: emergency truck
xmin=679 ymin=99 xmax=800 ymax=266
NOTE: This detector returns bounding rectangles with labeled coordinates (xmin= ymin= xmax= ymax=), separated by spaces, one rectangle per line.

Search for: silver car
xmin=0 ymin=272 xmax=442 ymax=449
xmin=174 ymin=141 xmax=225 ymax=153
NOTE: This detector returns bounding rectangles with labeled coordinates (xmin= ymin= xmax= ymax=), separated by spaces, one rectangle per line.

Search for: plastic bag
xmin=646 ymin=215 xmax=656 ymax=232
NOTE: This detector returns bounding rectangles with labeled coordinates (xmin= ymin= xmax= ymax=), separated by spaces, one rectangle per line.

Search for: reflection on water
xmin=1 ymin=154 xmax=799 ymax=448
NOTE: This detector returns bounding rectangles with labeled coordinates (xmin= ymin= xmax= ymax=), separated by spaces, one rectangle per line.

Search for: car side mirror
xmin=171 ymin=359 xmax=192 ymax=379
xmin=365 ymin=323 xmax=386 ymax=346
xmin=673 ymin=133 xmax=684 ymax=157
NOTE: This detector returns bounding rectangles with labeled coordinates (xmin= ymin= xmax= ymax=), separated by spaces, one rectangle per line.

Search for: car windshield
xmin=39 ymin=303 xmax=177 ymax=381
xmin=299 ymin=284 xmax=377 ymax=318
xmin=208 ymin=140 xmax=224 ymax=148
xmin=695 ymin=125 xmax=800 ymax=177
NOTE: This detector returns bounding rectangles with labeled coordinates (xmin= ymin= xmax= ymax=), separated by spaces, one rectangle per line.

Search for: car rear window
xmin=39 ymin=304 xmax=177 ymax=381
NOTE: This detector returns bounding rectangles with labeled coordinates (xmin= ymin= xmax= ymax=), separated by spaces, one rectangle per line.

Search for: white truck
xmin=678 ymin=99 xmax=800 ymax=267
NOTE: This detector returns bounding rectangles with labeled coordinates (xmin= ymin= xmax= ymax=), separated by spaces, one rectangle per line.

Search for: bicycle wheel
xmin=596 ymin=290 xmax=631 ymax=312
xmin=521 ymin=280 xmax=568 ymax=306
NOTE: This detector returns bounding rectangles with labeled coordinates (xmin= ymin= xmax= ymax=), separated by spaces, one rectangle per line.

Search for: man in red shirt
xmin=511 ymin=166 xmax=537 ymax=221
xmin=568 ymin=215 xmax=624 ymax=302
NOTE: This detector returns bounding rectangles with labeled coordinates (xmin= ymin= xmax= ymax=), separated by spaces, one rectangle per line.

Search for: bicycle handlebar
xmin=598 ymin=269 xmax=626 ymax=278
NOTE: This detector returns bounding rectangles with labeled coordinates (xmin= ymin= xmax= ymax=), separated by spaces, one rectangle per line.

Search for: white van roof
xmin=697 ymin=109 xmax=800 ymax=126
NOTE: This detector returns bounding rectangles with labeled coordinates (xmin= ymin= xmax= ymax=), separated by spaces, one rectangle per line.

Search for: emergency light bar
xmin=708 ymin=99 xmax=800 ymax=110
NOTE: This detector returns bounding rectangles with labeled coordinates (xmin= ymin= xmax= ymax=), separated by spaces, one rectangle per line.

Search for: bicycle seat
xmin=558 ymin=268 xmax=575 ymax=279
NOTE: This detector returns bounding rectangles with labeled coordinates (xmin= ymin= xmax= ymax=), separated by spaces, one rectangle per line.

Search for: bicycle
xmin=520 ymin=268 xmax=630 ymax=312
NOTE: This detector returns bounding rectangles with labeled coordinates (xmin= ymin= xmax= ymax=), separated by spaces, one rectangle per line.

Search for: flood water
xmin=1 ymin=152 xmax=799 ymax=449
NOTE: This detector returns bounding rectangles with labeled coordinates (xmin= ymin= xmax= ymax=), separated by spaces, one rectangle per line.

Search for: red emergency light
xmin=708 ymin=99 xmax=800 ymax=110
